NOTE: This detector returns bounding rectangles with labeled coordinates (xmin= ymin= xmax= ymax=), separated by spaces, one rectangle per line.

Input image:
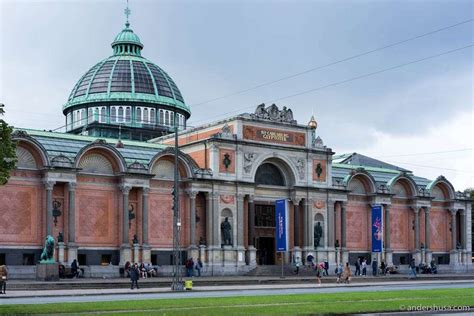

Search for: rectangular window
xmin=78 ymin=254 xmax=87 ymax=266
xmin=170 ymin=111 xmax=174 ymax=126
xmin=255 ymin=205 xmax=276 ymax=227
xmin=22 ymin=253 xmax=35 ymax=265
xmin=100 ymin=107 xmax=106 ymax=123
xmin=0 ymin=253 xmax=5 ymax=265
xmin=165 ymin=111 xmax=170 ymax=125
xmin=118 ymin=106 xmax=124 ymax=123
xmin=88 ymin=108 xmax=93 ymax=123
xmin=101 ymin=254 xmax=112 ymax=265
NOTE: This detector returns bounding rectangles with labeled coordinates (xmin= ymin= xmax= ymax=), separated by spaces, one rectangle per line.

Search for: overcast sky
xmin=1 ymin=0 xmax=473 ymax=189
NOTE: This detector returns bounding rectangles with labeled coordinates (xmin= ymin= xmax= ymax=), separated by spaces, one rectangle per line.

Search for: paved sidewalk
xmin=1 ymin=279 xmax=473 ymax=300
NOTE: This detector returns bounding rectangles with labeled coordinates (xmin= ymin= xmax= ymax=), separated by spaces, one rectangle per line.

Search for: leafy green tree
xmin=0 ymin=104 xmax=17 ymax=185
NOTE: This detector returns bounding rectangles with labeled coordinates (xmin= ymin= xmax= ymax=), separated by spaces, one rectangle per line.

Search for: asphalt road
xmin=1 ymin=280 xmax=473 ymax=305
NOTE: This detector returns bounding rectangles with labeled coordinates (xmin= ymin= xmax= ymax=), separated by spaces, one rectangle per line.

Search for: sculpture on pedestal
xmin=221 ymin=217 xmax=232 ymax=246
xmin=40 ymin=235 xmax=55 ymax=263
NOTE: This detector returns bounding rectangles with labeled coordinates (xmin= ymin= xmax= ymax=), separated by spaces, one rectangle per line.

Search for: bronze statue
xmin=221 ymin=217 xmax=232 ymax=246
xmin=314 ymin=222 xmax=323 ymax=248
xmin=57 ymin=232 xmax=64 ymax=243
xmin=132 ymin=234 xmax=139 ymax=244
xmin=40 ymin=235 xmax=55 ymax=263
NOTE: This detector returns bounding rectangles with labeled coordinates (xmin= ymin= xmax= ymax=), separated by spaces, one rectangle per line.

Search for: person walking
xmin=335 ymin=263 xmax=343 ymax=284
xmin=71 ymin=259 xmax=79 ymax=278
xmin=0 ymin=265 xmax=7 ymax=294
xmin=380 ymin=261 xmax=386 ymax=276
xmin=408 ymin=259 xmax=417 ymax=279
xmin=361 ymin=258 xmax=367 ymax=276
xmin=130 ymin=263 xmax=139 ymax=289
xmin=315 ymin=262 xmax=323 ymax=286
xmin=294 ymin=257 xmax=301 ymax=275
xmin=195 ymin=258 xmax=203 ymax=277
xmin=341 ymin=262 xmax=352 ymax=284
xmin=186 ymin=258 xmax=194 ymax=277
xmin=355 ymin=258 xmax=361 ymax=276
xmin=324 ymin=259 xmax=329 ymax=276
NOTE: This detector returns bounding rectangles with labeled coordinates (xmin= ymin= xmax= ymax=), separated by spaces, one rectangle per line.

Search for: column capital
xmin=142 ymin=187 xmax=150 ymax=196
xmin=120 ymin=185 xmax=131 ymax=195
xmin=339 ymin=200 xmax=347 ymax=208
xmin=304 ymin=198 xmax=313 ymax=206
xmin=43 ymin=180 xmax=55 ymax=190
xmin=424 ymin=206 xmax=431 ymax=214
xmin=236 ymin=192 xmax=245 ymax=200
xmin=383 ymin=203 xmax=391 ymax=210
xmin=186 ymin=189 xmax=198 ymax=199
xmin=291 ymin=197 xmax=302 ymax=205
xmin=210 ymin=192 xmax=220 ymax=200
xmin=411 ymin=206 xmax=420 ymax=214
xmin=67 ymin=182 xmax=77 ymax=192
xmin=247 ymin=194 xmax=255 ymax=203
xmin=459 ymin=209 xmax=466 ymax=216
xmin=449 ymin=208 xmax=458 ymax=216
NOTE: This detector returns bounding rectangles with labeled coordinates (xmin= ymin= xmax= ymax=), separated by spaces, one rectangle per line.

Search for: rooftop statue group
xmin=251 ymin=103 xmax=297 ymax=124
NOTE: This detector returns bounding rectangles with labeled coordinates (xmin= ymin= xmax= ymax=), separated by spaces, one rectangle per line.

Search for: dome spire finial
xmin=124 ymin=0 xmax=131 ymax=28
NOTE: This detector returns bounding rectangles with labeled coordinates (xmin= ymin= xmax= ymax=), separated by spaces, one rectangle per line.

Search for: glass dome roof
xmin=63 ymin=23 xmax=189 ymax=116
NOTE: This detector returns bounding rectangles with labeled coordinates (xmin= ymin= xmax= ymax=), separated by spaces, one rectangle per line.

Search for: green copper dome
xmin=63 ymin=23 xmax=189 ymax=116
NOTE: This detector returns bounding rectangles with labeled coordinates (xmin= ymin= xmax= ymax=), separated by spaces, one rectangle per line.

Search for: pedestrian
xmin=335 ymin=263 xmax=343 ymax=284
xmin=341 ymin=262 xmax=352 ymax=284
xmin=380 ymin=261 xmax=386 ymax=276
xmin=361 ymin=258 xmax=367 ymax=276
xmin=186 ymin=258 xmax=194 ymax=277
xmin=71 ymin=259 xmax=80 ymax=278
xmin=0 ymin=265 xmax=7 ymax=294
xmin=124 ymin=261 xmax=131 ymax=278
xmin=315 ymin=262 xmax=323 ymax=286
xmin=306 ymin=253 xmax=314 ymax=268
xmin=355 ymin=258 xmax=361 ymax=276
xmin=294 ymin=257 xmax=301 ymax=275
xmin=324 ymin=259 xmax=329 ymax=276
xmin=371 ymin=259 xmax=378 ymax=276
xmin=195 ymin=258 xmax=203 ymax=277
xmin=408 ymin=259 xmax=417 ymax=279
xmin=130 ymin=262 xmax=139 ymax=289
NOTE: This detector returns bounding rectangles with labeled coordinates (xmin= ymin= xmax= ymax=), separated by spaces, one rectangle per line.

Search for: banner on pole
xmin=275 ymin=199 xmax=289 ymax=252
xmin=371 ymin=205 xmax=383 ymax=253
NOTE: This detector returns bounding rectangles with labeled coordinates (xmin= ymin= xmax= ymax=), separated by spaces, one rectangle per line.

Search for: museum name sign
xmin=243 ymin=125 xmax=306 ymax=146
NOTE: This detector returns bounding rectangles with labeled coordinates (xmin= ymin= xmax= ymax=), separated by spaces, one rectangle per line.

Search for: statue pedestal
xmin=326 ymin=247 xmax=336 ymax=266
xmin=36 ymin=263 xmax=59 ymax=281
xmin=425 ymin=250 xmax=432 ymax=265
xmin=450 ymin=250 xmax=459 ymax=266
xmin=246 ymin=246 xmax=257 ymax=267
xmin=67 ymin=243 xmax=78 ymax=265
xmin=341 ymin=248 xmax=349 ymax=265
xmin=133 ymin=243 xmax=140 ymax=263
xmin=384 ymin=249 xmax=393 ymax=266
xmin=413 ymin=250 xmax=422 ymax=265
xmin=292 ymin=247 xmax=302 ymax=265
xmin=57 ymin=242 xmax=65 ymax=264
xmin=236 ymin=246 xmax=246 ymax=266
xmin=188 ymin=245 xmax=199 ymax=261
xmin=199 ymin=245 xmax=206 ymax=262
xmin=222 ymin=245 xmax=235 ymax=266
xmin=120 ymin=244 xmax=131 ymax=266
xmin=142 ymin=244 xmax=151 ymax=264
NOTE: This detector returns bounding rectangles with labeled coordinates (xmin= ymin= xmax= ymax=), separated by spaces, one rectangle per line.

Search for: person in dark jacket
xmin=371 ymin=259 xmax=378 ymax=276
xmin=0 ymin=265 xmax=7 ymax=294
xmin=355 ymin=258 xmax=361 ymax=276
xmin=71 ymin=259 xmax=79 ymax=278
xmin=130 ymin=263 xmax=140 ymax=289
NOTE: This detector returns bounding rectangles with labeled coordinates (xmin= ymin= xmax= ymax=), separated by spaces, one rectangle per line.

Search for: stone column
xmin=141 ymin=188 xmax=151 ymax=264
xmin=67 ymin=182 xmax=78 ymax=264
xmin=43 ymin=180 xmax=55 ymax=237
xmin=411 ymin=207 xmax=421 ymax=264
xmin=341 ymin=201 xmax=348 ymax=264
xmin=450 ymin=208 xmax=458 ymax=266
xmin=120 ymin=185 xmax=131 ymax=265
xmin=211 ymin=192 xmax=219 ymax=247
xmin=292 ymin=199 xmax=302 ymax=264
xmin=460 ymin=209 xmax=466 ymax=264
xmin=384 ymin=204 xmax=392 ymax=265
xmin=424 ymin=207 xmax=432 ymax=264
xmin=236 ymin=193 xmax=245 ymax=266
xmin=303 ymin=198 xmax=313 ymax=257
xmin=205 ymin=192 xmax=213 ymax=248
xmin=188 ymin=190 xmax=198 ymax=248
xmin=325 ymin=201 xmax=335 ymax=265
xmin=247 ymin=195 xmax=256 ymax=266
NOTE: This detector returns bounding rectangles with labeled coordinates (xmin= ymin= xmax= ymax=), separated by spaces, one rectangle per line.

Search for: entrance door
xmin=257 ymin=237 xmax=275 ymax=265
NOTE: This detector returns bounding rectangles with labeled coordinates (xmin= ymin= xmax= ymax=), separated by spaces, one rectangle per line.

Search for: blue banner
xmin=371 ymin=205 xmax=383 ymax=252
xmin=275 ymin=199 xmax=288 ymax=252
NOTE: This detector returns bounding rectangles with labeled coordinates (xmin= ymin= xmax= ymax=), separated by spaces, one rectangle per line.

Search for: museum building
xmin=0 ymin=17 xmax=471 ymax=278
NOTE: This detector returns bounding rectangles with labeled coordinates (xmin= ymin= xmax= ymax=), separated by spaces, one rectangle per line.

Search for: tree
xmin=0 ymin=104 xmax=16 ymax=185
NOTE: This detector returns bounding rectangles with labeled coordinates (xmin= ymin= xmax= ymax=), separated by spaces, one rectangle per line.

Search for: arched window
xmin=100 ymin=107 xmax=106 ymax=123
xmin=67 ymin=112 xmax=72 ymax=131
xmin=255 ymin=163 xmax=285 ymax=186
xmin=118 ymin=106 xmax=124 ymax=123
xmin=125 ymin=106 xmax=131 ymax=123
xmin=165 ymin=111 xmax=170 ymax=126
xmin=111 ymin=107 xmax=117 ymax=123
xmin=136 ymin=107 xmax=142 ymax=123
xmin=159 ymin=109 xmax=164 ymax=124
xmin=144 ymin=108 xmax=149 ymax=123
xmin=150 ymin=109 xmax=156 ymax=124
xmin=93 ymin=107 xmax=99 ymax=121
xmin=170 ymin=111 xmax=174 ymax=126
xmin=88 ymin=108 xmax=93 ymax=123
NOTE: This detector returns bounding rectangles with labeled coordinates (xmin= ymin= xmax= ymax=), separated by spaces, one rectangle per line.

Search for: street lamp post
xmin=171 ymin=112 xmax=183 ymax=291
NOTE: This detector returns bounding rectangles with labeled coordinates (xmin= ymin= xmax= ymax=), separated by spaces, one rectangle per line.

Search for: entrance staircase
xmin=245 ymin=264 xmax=317 ymax=276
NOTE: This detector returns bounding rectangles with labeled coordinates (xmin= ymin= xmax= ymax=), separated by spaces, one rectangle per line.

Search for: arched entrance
xmin=253 ymin=161 xmax=288 ymax=265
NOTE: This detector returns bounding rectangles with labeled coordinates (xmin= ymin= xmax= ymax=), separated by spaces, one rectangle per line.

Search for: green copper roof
xmin=63 ymin=23 xmax=190 ymax=116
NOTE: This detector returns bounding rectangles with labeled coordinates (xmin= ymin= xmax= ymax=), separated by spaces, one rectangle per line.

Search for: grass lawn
xmin=1 ymin=288 xmax=473 ymax=315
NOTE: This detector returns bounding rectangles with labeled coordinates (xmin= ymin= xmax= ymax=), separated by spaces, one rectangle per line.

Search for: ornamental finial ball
xmin=308 ymin=115 xmax=317 ymax=130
